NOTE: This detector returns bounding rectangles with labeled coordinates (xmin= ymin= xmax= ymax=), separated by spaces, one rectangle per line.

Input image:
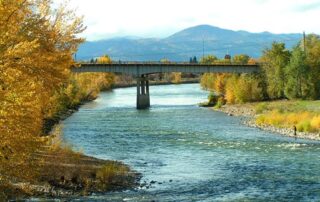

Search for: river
xmin=60 ymin=84 xmax=319 ymax=201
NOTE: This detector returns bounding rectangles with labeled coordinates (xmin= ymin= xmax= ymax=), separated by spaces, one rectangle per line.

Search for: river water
xmin=61 ymin=84 xmax=319 ymax=201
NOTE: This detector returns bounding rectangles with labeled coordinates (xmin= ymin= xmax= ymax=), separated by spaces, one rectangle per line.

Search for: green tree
xmin=261 ymin=42 xmax=290 ymax=99
xmin=193 ymin=56 xmax=198 ymax=63
xmin=232 ymin=54 xmax=250 ymax=64
xmin=200 ymin=55 xmax=218 ymax=64
xmin=285 ymin=46 xmax=310 ymax=99
xmin=305 ymin=34 xmax=320 ymax=99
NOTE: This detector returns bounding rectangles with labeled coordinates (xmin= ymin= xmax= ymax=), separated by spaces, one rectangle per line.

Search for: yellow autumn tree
xmin=0 ymin=0 xmax=85 ymax=193
xmin=46 ymin=54 xmax=116 ymax=121
xmin=214 ymin=73 xmax=231 ymax=95
xmin=172 ymin=72 xmax=182 ymax=84
xmin=224 ymin=74 xmax=263 ymax=104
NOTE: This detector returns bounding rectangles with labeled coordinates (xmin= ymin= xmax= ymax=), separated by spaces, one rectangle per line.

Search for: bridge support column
xmin=137 ymin=74 xmax=150 ymax=109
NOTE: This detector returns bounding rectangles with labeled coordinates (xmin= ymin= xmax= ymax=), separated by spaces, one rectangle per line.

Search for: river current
xmin=60 ymin=84 xmax=319 ymax=201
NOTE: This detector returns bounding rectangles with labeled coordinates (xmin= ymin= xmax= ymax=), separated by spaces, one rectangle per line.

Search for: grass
xmin=37 ymin=146 xmax=136 ymax=195
xmin=0 ymin=126 xmax=139 ymax=199
xmin=255 ymin=102 xmax=268 ymax=114
xmin=96 ymin=163 xmax=131 ymax=190
xmin=253 ymin=100 xmax=320 ymax=133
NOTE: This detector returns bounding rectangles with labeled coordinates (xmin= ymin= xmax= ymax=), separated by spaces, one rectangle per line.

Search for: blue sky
xmin=55 ymin=0 xmax=320 ymax=41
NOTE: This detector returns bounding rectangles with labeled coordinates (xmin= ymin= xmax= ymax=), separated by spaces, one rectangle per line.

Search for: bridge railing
xmin=77 ymin=61 xmax=259 ymax=66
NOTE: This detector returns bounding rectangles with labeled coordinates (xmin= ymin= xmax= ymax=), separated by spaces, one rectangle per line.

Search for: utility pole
xmin=202 ymin=38 xmax=205 ymax=59
xmin=303 ymin=31 xmax=306 ymax=53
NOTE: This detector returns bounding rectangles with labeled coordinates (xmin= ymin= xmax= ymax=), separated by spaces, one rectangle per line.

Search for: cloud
xmin=293 ymin=1 xmax=320 ymax=12
xmin=55 ymin=0 xmax=320 ymax=41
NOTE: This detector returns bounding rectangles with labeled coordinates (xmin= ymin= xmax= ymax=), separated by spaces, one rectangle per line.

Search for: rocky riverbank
xmin=5 ymin=152 xmax=140 ymax=200
xmin=214 ymin=103 xmax=320 ymax=141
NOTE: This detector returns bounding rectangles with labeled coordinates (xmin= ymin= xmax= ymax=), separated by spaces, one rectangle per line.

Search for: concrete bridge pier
xmin=137 ymin=74 xmax=150 ymax=109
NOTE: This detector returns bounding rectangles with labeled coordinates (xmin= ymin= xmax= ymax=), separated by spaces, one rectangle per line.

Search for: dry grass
xmin=19 ymin=125 xmax=140 ymax=197
xmin=255 ymin=100 xmax=320 ymax=132
xmin=36 ymin=146 xmax=137 ymax=195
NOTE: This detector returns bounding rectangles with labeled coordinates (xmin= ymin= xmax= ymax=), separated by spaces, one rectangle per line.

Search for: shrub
xmin=255 ymin=103 xmax=268 ymax=114
xmin=208 ymin=93 xmax=219 ymax=105
xmin=214 ymin=97 xmax=225 ymax=109
xmin=255 ymin=109 xmax=320 ymax=132
xmin=297 ymin=120 xmax=312 ymax=132
xmin=96 ymin=163 xmax=129 ymax=190
xmin=311 ymin=116 xmax=320 ymax=130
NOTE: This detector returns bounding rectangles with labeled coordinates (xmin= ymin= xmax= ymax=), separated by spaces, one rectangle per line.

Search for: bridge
xmin=72 ymin=62 xmax=260 ymax=109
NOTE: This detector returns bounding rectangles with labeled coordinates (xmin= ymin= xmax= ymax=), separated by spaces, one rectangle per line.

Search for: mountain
xmin=76 ymin=25 xmax=302 ymax=61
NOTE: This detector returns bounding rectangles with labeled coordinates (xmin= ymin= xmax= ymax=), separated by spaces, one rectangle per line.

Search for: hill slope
xmin=77 ymin=25 xmax=302 ymax=61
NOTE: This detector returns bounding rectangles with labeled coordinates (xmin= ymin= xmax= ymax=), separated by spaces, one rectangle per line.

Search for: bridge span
xmin=72 ymin=62 xmax=260 ymax=109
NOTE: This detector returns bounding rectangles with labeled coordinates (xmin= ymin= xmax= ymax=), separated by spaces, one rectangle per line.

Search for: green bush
xmin=297 ymin=120 xmax=312 ymax=132
xmin=208 ymin=93 xmax=219 ymax=105
xmin=214 ymin=97 xmax=225 ymax=109
xmin=255 ymin=103 xmax=268 ymax=114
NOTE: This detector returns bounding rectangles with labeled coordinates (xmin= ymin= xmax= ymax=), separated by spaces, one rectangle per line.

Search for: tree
xmin=233 ymin=54 xmax=250 ymax=64
xmin=160 ymin=58 xmax=170 ymax=63
xmin=285 ymin=46 xmax=310 ymax=99
xmin=97 ymin=55 xmax=111 ymax=64
xmin=200 ymin=73 xmax=215 ymax=90
xmin=225 ymin=74 xmax=263 ymax=104
xmin=172 ymin=72 xmax=182 ymax=83
xmin=0 ymin=0 xmax=85 ymax=188
xmin=248 ymin=58 xmax=257 ymax=65
xmin=193 ymin=56 xmax=198 ymax=63
xmin=304 ymin=34 xmax=320 ymax=99
xmin=261 ymin=42 xmax=290 ymax=99
xmin=200 ymin=55 xmax=218 ymax=64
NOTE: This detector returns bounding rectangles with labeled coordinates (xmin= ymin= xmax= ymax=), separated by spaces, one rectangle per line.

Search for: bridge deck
xmin=72 ymin=63 xmax=259 ymax=75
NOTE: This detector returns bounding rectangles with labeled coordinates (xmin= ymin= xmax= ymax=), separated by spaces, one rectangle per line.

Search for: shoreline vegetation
xmin=199 ymin=34 xmax=320 ymax=142
xmin=204 ymin=101 xmax=320 ymax=141
xmin=9 ymin=78 xmax=198 ymax=200
xmin=1 ymin=1 xmax=145 ymax=199
xmin=2 ymin=1 xmax=320 ymax=200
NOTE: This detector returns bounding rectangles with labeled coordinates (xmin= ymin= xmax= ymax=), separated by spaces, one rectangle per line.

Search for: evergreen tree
xmin=193 ymin=56 xmax=197 ymax=63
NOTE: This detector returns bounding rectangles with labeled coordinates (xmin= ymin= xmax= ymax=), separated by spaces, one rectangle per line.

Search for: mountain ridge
xmin=77 ymin=25 xmax=302 ymax=61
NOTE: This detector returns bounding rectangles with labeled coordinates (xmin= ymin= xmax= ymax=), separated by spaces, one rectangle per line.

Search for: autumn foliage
xmin=201 ymin=36 xmax=320 ymax=106
xmin=200 ymin=55 xmax=263 ymax=104
xmin=0 ymin=0 xmax=114 ymax=197
xmin=256 ymin=110 xmax=320 ymax=132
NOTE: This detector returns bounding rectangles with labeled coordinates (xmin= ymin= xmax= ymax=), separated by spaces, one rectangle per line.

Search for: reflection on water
xmin=48 ymin=84 xmax=319 ymax=201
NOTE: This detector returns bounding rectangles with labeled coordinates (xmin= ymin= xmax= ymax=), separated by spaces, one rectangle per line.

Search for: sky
xmin=55 ymin=0 xmax=320 ymax=41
